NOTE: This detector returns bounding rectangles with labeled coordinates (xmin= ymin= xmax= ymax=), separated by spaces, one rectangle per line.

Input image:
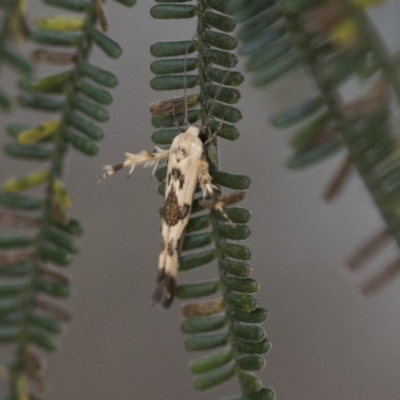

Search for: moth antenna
xmin=184 ymin=32 xmax=198 ymax=129
xmin=204 ymin=119 xmax=224 ymax=146
xmin=171 ymin=105 xmax=179 ymax=131
xmin=203 ymin=64 xmax=233 ymax=134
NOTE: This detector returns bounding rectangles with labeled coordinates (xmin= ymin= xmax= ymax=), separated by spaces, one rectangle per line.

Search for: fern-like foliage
xmin=150 ymin=1 xmax=273 ymax=399
xmin=0 ymin=0 xmax=135 ymax=398
xmin=0 ymin=0 xmax=33 ymax=110
xmin=234 ymin=0 xmax=400 ymax=295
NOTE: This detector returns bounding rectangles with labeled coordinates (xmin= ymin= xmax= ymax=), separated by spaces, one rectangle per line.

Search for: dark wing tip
xmin=151 ymin=269 xmax=177 ymax=309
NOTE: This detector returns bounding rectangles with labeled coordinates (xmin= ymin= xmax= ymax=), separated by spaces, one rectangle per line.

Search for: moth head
xmin=198 ymin=126 xmax=207 ymax=143
xmin=186 ymin=125 xmax=201 ymax=138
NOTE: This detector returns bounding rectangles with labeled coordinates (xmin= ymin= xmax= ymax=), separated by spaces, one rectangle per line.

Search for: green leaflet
xmin=18 ymin=94 xmax=64 ymax=111
xmin=43 ymin=0 xmax=89 ymax=12
xmin=30 ymin=314 xmax=65 ymax=334
xmin=182 ymin=232 xmax=213 ymax=251
xmin=0 ymin=235 xmax=34 ymax=249
xmin=228 ymin=307 xmax=269 ymax=324
xmin=190 ymin=349 xmax=233 ymax=374
xmin=272 ymin=97 xmax=325 ymax=128
xmin=213 ymin=171 xmax=251 ymax=190
xmin=28 ymin=70 xmax=72 ymax=93
xmin=209 ymin=121 xmax=240 ymax=141
xmin=289 ymin=112 xmax=332 ymax=151
xmin=234 ymin=0 xmax=276 ymax=23
xmin=180 ymin=250 xmax=216 ymax=271
xmin=203 ymin=10 xmax=236 ymax=32
xmin=204 ymin=83 xmax=241 ymax=104
xmin=240 ymin=27 xmax=287 ymax=56
xmin=234 ymin=339 xmax=271 ymax=354
xmin=247 ymin=38 xmax=293 ymax=72
xmin=151 ymin=4 xmax=198 ymax=19
xmin=207 ymin=101 xmax=242 ymax=123
xmin=237 ymin=355 xmax=266 ymax=371
xmin=194 ymin=362 xmax=237 ymax=391
xmin=239 ymin=372 xmax=262 ymax=392
xmin=77 ymin=81 xmax=113 ymax=105
xmin=220 ymin=260 xmax=252 ymax=277
xmin=253 ymin=52 xmax=299 ymax=87
xmin=68 ymin=114 xmax=105 ymax=140
xmin=0 ymin=193 xmax=43 ymax=210
xmin=238 ymin=9 xmax=282 ymax=42
xmin=115 ymin=0 xmax=136 ymax=6
xmin=2 ymin=46 xmax=33 ymax=74
xmin=205 ymin=66 xmax=244 ymax=86
xmin=150 ymin=74 xmax=199 ymax=90
xmin=224 ymin=277 xmax=259 ymax=293
xmin=185 ymin=332 xmax=230 ymax=351
xmin=0 ymin=87 xmax=11 ymax=110
xmin=181 ymin=314 xmax=228 ymax=334
xmin=219 ymin=242 xmax=252 ymax=260
xmin=203 ymin=31 xmax=238 ymax=51
xmin=204 ymin=48 xmax=238 ymax=68
xmin=50 ymin=218 xmax=84 ymax=236
xmin=31 ymin=30 xmax=82 ymax=46
xmin=73 ymin=97 xmax=110 ymax=121
xmin=150 ymin=40 xmax=198 ymax=57
xmin=37 ymin=280 xmax=72 ymax=298
xmin=216 ymin=223 xmax=251 ymax=241
xmin=40 ymin=245 xmax=72 ymax=266
xmin=287 ymin=141 xmax=342 ymax=170
xmin=66 ymin=131 xmax=100 ymax=156
xmin=231 ymin=323 xmax=266 ymax=342
xmin=80 ymin=62 xmax=119 ymax=87
xmin=91 ymin=29 xmax=123 ymax=58
xmin=216 ymin=207 xmax=251 ymax=224
xmin=150 ymin=58 xmax=198 ymax=75
xmin=4 ymin=143 xmax=53 ymax=160
xmin=186 ymin=215 xmax=211 ymax=233
xmin=225 ymin=292 xmax=257 ymax=312
xmin=29 ymin=331 xmax=59 ymax=352
xmin=177 ymin=280 xmax=222 ymax=299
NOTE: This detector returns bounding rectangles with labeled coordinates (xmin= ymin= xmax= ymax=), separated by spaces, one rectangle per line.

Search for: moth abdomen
xmin=152 ymin=268 xmax=177 ymax=309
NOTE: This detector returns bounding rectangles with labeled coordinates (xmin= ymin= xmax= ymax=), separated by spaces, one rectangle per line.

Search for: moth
xmin=99 ymin=121 xmax=220 ymax=307
xmin=100 ymin=61 xmax=238 ymax=307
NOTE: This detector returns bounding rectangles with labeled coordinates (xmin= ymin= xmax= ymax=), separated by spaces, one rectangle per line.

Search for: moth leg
xmin=198 ymin=159 xmax=215 ymax=197
xmin=205 ymin=119 xmax=224 ymax=145
xmin=200 ymin=191 xmax=246 ymax=224
xmin=99 ymin=147 xmax=170 ymax=182
xmin=171 ymin=104 xmax=183 ymax=133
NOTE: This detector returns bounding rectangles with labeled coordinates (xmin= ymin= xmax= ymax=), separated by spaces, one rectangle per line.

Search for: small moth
xmin=100 ymin=54 xmax=237 ymax=307
xmin=99 ymin=122 xmax=220 ymax=307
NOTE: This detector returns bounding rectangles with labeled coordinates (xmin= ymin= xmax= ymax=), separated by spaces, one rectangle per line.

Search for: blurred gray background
xmin=1 ymin=1 xmax=400 ymax=399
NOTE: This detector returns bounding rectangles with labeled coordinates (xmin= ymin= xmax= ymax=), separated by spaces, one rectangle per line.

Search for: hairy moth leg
xmin=198 ymin=159 xmax=216 ymax=197
xmin=99 ymin=147 xmax=170 ymax=182
xmin=200 ymin=191 xmax=246 ymax=223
